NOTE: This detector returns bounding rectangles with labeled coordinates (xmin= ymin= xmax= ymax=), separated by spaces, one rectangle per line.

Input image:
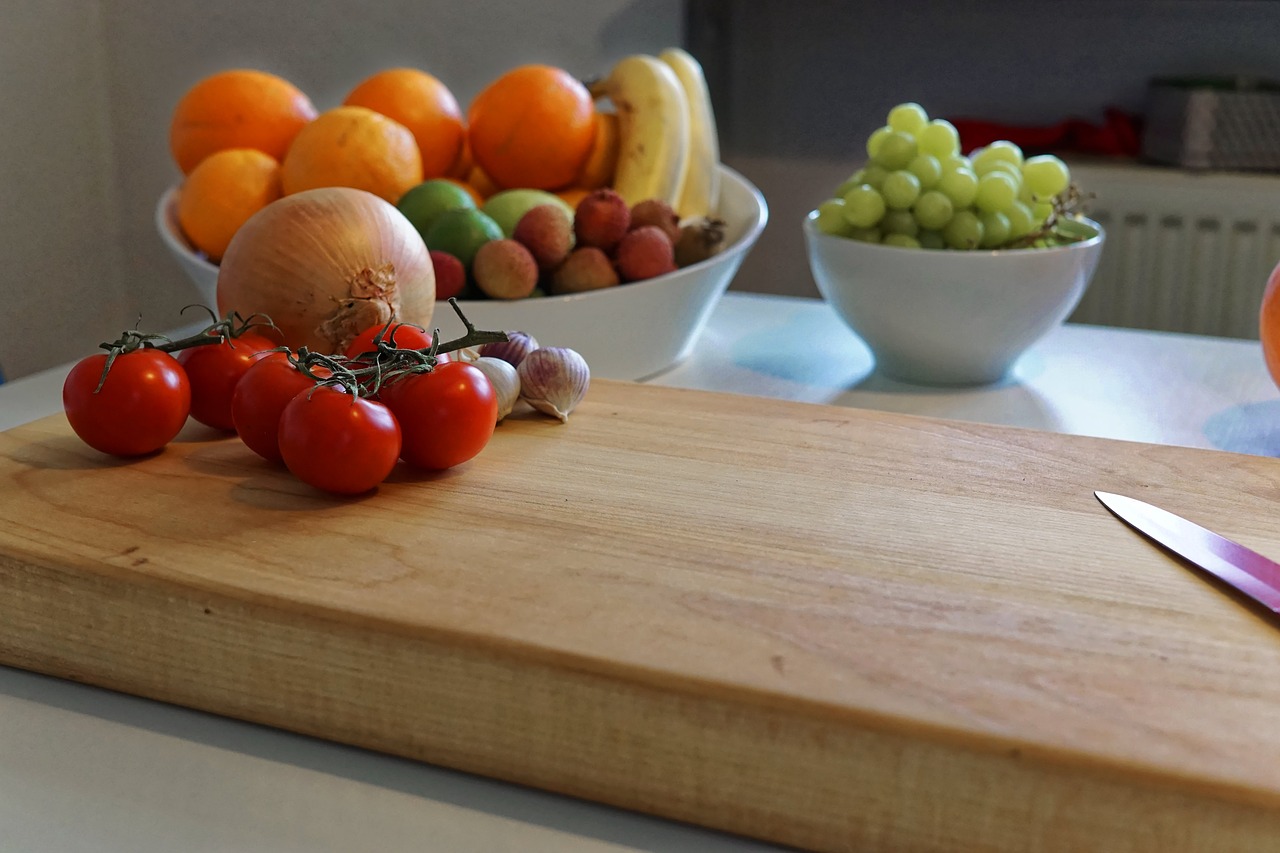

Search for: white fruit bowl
xmin=157 ymin=165 xmax=768 ymax=381
xmin=804 ymin=214 xmax=1105 ymax=386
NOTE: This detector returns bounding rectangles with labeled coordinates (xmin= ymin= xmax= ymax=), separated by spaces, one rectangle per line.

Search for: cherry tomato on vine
xmin=277 ymin=385 xmax=402 ymax=494
xmin=177 ymin=333 xmax=277 ymax=430
xmin=381 ymin=361 xmax=497 ymax=471
xmin=343 ymin=323 xmax=448 ymax=362
xmin=230 ymin=352 xmax=326 ymax=463
xmin=62 ymin=350 xmax=191 ymax=456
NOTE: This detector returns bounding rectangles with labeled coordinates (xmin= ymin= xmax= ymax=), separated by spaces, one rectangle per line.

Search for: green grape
xmin=943 ymin=209 xmax=983 ymax=249
xmin=1022 ymin=154 xmax=1070 ymax=198
xmin=975 ymin=172 xmax=1017 ymax=213
xmin=866 ymin=125 xmax=892 ymax=161
xmin=861 ymin=163 xmax=890 ymax=190
xmin=913 ymin=190 xmax=954 ymax=230
xmin=1005 ymin=200 xmax=1036 ymax=239
xmin=881 ymin=209 xmax=919 ymax=236
xmin=937 ymin=167 xmax=979 ymax=208
xmin=849 ymin=226 xmax=882 ymax=243
xmin=814 ymin=199 xmax=853 ymax=236
xmin=939 ymin=154 xmax=970 ymax=174
xmin=918 ymin=119 xmax=960 ymax=157
xmin=841 ymin=184 xmax=887 ymax=228
xmin=833 ymin=170 xmax=865 ymax=198
xmin=907 ymin=154 xmax=942 ymax=189
xmin=918 ymin=229 xmax=946 ymax=250
xmin=883 ymin=233 xmax=922 ymax=249
xmin=873 ymin=131 xmax=918 ymax=170
xmin=973 ymin=140 xmax=1024 ymax=172
xmin=1032 ymin=201 xmax=1055 ymax=224
xmin=882 ymin=170 xmax=922 ymax=209
xmin=978 ymin=211 xmax=1011 ymax=248
xmin=887 ymin=102 xmax=928 ymax=135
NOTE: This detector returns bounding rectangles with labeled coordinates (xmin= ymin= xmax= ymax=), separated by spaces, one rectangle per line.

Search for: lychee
xmin=512 ymin=204 xmax=574 ymax=271
xmin=573 ymin=188 xmax=630 ymax=252
xmin=673 ymin=218 xmax=727 ymax=268
xmin=550 ymin=247 xmax=621 ymax=294
xmin=614 ymin=225 xmax=676 ymax=282
xmin=472 ymin=239 xmax=539 ymax=300
xmin=429 ymin=249 xmax=467 ymax=301
xmin=629 ymin=198 xmax=680 ymax=243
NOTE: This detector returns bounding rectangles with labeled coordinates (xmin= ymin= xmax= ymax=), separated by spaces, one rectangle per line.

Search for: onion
xmin=216 ymin=187 xmax=435 ymax=354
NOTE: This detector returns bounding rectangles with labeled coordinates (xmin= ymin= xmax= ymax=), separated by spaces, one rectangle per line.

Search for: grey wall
xmin=0 ymin=0 xmax=682 ymax=380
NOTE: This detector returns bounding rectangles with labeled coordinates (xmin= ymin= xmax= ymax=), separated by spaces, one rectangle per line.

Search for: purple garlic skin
xmin=479 ymin=330 xmax=539 ymax=368
xmin=517 ymin=347 xmax=590 ymax=423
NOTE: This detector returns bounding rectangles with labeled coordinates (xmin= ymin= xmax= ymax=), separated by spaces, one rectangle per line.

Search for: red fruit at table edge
xmin=230 ymin=352 xmax=326 ymax=463
xmin=62 ymin=349 xmax=191 ymax=456
xmin=380 ymin=361 xmax=497 ymax=470
xmin=277 ymin=384 xmax=402 ymax=495
xmin=177 ymin=333 xmax=277 ymax=431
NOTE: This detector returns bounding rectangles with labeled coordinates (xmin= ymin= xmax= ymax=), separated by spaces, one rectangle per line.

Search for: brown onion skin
xmin=216 ymin=187 xmax=435 ymax=354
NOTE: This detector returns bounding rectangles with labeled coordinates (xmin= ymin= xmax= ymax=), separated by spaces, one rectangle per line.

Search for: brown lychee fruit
xmin=550 ymin=247 xmax=621 ymax=294
xmin=629 ymin=198 xmax=680 ymax=243
xmin=614 ymin=225 xmax=676 ymax=282
xmin=512 ymin=204 xmax=574 ymax=271
xmin=472 ymin=239 xmax=539 ymax=300
xmin=429 ymin=249 xmax=467 ymax=301
xmin=673 ymin=218 xmax=727 ymax=268
xmin=573 ymin=188 xmax=630 ymax=252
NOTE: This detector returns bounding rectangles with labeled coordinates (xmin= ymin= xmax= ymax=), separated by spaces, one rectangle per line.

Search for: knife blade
xmin=1095 ymin=490 xmax=1280 ymax=614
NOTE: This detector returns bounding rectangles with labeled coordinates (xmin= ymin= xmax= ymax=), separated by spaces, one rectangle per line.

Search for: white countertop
xmin=3 ymin=292 xmax=1278 ymax=852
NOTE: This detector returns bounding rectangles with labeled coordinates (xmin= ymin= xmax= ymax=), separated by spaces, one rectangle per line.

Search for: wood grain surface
xmin=4 ymin=379 xmax=1280 ymax=852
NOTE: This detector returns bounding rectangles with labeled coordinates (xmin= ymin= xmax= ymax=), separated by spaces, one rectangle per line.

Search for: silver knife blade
xmin=1095 ymin=491 xmax=1280 ymax=614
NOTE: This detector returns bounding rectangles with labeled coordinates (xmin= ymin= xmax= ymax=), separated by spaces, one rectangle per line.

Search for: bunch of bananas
xmin=589 ymin=48 xmax=722 ymax=221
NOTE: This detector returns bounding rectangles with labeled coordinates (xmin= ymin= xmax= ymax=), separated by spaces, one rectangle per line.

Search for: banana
xmin=658 ymin=47 xmax=721 ymax=220
xmin=589 ymin=54 xmax=690 ymax=209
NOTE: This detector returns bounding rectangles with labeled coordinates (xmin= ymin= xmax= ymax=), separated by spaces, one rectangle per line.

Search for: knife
xmin=1095 ymin=490 xmax=1280 ymax=614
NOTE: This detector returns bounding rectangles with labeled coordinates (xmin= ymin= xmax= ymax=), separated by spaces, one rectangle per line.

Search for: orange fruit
xmin=466 ymin=164 xmax=501 ymax=199
xmin=447 ymin=136 xmax=474 ymax=180
xmin=1261 ymin=262 xmax=1280 ymax=389
xmin=280 ymin=106 xmax=424 ymax=203
xmin=176 ymin=148 xmax=282 ymax=262
xmin=467 ymin=65 xmax=597 ymax=191
xmin=556 ymin=187 xmax=591 ymax=209
xmin=574 ymin=111 xmax=620 ymax=189
xmin=343 ymin=68 xmax=466 ymax=180
xmin=169 ymin=69 xmax=317 ymax=175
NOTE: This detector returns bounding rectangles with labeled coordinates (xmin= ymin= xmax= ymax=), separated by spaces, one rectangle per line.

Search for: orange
xmin=573 ymin=111 xmax=620 ymax=189
xmin=343 ymin=68 xmax=466 ymax=180
xmin=280 ymin=106 xmax=424 ymax=203
xmin=466 ymin=65 xmax=597 ymax=191
xmin=466 ymin=164 xmax=501 ymax=199
xmin=169 ymin=69 xmax=317 ymax=175
xmin=556 ymin=187 xmax=591 ymax=209
xmin=447 ymin=136 xmax=474 ymax=180
xmin=176 ymin=148 xmax=282 ymax=262
xmin=1262 ymin=262 xmax=1280 ymax=389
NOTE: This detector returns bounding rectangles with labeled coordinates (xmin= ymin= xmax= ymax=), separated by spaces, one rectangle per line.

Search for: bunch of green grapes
xmin=813 ymin=102 xmax=1076 ymax=250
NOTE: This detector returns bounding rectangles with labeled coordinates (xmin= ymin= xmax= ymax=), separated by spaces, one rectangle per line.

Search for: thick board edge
xmin=5 ymin=548 xmax=1280 ymax=852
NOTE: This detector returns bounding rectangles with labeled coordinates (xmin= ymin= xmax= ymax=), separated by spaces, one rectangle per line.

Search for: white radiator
xmin=1069 ymin=162 xmax=1280 ymax=339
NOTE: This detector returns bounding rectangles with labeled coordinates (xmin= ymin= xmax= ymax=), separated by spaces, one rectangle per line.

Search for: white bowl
xmin=804 ymin=215 xmax=1105 ymax=385
xmin=157 ymin=166 xmax=768 ymax=380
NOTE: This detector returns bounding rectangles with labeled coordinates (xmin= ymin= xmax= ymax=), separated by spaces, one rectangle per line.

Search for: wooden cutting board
xmin=4 ymin=379 xmax=1280 ymax=852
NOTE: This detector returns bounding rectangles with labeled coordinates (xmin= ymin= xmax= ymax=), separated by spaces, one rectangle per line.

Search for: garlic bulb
xmin=517 ymin=347 xmax=590 ymax=422
xmin=471 ymin=356 xmax=521 ymax=422
xmin=479 ymin=330 xmax=539 ymax=367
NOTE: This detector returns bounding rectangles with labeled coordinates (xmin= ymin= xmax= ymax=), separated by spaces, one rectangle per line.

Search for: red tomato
xmin=62 ymin=349 xmax=191 ymax=456
xmin=381 ymin=361 xmax=497 ymax=470
xmin=177 ymin=333 xmax=276 ymax=430
xmin=343 ymin=323 xmax=448 ymax=361
xmin=277 ymin=385 xmax=402 ymax=494
xmin=230 ymin=352 xmax=322 ymax=463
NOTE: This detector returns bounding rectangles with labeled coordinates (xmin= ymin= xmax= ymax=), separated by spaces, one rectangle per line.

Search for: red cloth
xmin=946 ymin=108 xmax=1143 ymax=158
